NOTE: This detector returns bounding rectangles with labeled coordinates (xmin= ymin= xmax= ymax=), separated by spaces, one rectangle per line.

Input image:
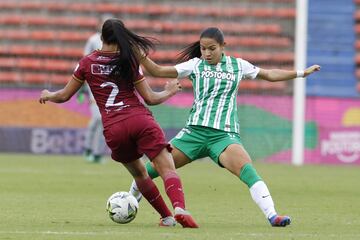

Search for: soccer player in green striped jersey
xmin=130 ymin=27 xmax=320 ymax=227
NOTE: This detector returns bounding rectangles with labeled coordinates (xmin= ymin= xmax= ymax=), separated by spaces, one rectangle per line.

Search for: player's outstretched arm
xmin=39 ymin=77 xmax=83 ymax=104
xmin=135 ymin=78 xmax=181 ymax=105
xmin=140 ymin=56 xmax=178 ymax=78
xmin=257 ymin=64 xmax=321 ymax=82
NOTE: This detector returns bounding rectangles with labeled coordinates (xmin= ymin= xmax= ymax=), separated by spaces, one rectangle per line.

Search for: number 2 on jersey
xmin=100 ymin=82 xmax=124 ymax=108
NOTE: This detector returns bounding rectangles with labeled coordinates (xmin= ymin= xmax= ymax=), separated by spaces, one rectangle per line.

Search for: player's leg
xmin=151 ymin=148 xmax=198 ymax=228
xmin=130 ymin=126 xmax=200 ymax=203
xmin=104 ymin=117 xmax=176 ymax=226
xmin=83 ymin=103 xmax=99 ymax=162
xmin=129 ymin=147 xmax=191 ymax=202
xmin=129 ymin=146 xmax=192 ymax=201
xmin=129 ymin=152 xmax=190 ymax=203
xmin=144 ymin=146 xmax=192 ymax=179
xmin=83 ymin=118 xmax=96 ymax=161
xmin=122 ymin=158 xmax=176 ymax=226
xmin=219 ymin=144 xmax=291 ymax=227
xmin=92 ymin=116 xmax=105 ymax=163
xmin=135 ymin=120 xmax=198 ymax=228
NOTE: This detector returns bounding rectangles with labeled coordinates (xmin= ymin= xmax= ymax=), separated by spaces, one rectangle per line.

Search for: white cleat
xmin=159 ymin=216 xmax=176 ymax=227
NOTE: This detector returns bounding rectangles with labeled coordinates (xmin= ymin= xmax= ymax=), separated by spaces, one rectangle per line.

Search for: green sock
xmin=145 ymin=161 xmax=160 ymax=179
xmin=239 ymin=163 xmax=262 ymax=188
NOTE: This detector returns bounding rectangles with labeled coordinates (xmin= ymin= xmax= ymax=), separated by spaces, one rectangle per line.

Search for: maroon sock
xmin=164 ymin=171 xmax=185 ymax=209
xmin=135 ymin=177 xmax=172 ymax=218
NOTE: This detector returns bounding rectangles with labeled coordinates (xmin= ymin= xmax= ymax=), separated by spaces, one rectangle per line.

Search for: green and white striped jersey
xmin=175 ymin=54 xmax=259 ymax=133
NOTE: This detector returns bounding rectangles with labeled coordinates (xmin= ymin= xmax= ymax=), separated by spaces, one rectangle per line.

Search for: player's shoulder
xmin=230 ymin=55 xmax=243 ymax=62
xmin=176 ymin=57 xmax=202 ymax=69
xmin=188 ymin=57 xmax=203 ymax=67
xmin=78 ymin=54 xmax=92 ymax=65
xmin=233 ymin=57 xmax=255 ymax=67
xmin=230 ymin=55 xmax=251 ymax=64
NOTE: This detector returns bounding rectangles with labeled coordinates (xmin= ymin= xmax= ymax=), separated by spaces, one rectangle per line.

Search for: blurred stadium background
xmin=0 ymin=0 xmax=359 ymax=165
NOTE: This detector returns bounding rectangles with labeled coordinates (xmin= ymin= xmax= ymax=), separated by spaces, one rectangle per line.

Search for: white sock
xmin=129 ymin=180 xmax=138 ymax=194
xmin=249 ymin=181 xmax=277 ymax=219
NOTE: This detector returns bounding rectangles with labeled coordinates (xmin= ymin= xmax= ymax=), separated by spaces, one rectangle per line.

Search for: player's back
xmin=73 ymin=50 xmax=151 ymax=128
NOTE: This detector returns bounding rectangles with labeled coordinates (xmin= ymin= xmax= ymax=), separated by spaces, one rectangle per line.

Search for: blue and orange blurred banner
xmin=1 ymin=89 xmax=359 ymax=164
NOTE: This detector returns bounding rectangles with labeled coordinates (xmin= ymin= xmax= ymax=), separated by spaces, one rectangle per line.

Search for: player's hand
xmin=304 ymin=65 xmax=321 ymax=77
xmin=133 ymin=47 xmax=146 ymax=61
xmin=165 ymin=79 xmax=182 ymax=96
xmin=39 ymin=89 xmax=51 ymax=104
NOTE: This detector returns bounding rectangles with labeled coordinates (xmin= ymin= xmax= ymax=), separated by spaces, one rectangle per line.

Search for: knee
xmin=222 ymin=159 xmax=248 ymax=176
xmin=153 ymin=162 xmax=174 ymax=177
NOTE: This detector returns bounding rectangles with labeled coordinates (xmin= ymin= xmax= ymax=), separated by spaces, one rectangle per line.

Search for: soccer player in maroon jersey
xmin=39 ymin=18 xmax=198 ymax=228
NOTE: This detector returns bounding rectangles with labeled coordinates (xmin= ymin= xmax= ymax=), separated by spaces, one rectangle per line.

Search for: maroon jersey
xmin=73 ymin=50 xmax=151 ymax=128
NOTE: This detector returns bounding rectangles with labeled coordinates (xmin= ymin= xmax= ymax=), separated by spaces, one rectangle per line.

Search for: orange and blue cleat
xmin=269 ymin=215 xmax=291 ymax=227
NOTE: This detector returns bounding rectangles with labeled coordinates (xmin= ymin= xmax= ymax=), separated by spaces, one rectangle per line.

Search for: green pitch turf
xmin=0 ymin=154 xmax=359 ymax=240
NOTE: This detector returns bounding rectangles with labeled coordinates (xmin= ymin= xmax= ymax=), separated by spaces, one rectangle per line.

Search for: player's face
xmin=200 ymin=37 xmax=224 ymax=65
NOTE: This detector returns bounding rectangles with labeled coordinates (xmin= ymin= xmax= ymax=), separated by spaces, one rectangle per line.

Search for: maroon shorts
xmin=103 ymin=114 xmax=171 ymax=163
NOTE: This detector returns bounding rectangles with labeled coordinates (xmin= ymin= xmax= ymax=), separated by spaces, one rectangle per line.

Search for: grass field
xmin=0 ymin=153 xmax=359 ymax=240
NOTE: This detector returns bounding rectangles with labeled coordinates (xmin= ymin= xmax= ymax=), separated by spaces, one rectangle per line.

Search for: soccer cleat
xmin=159 ymin=216 xmax=177 ymax=227
xmin=269 ymin=215 xmax=291 ymax=227
xmin=92 ymin=155 xmax=103 ymax=163
xmin=129 ymin=183 xmax=143 ymax=203
xmin=84 ymin=149 xmax=93 ymax=162
xmin=174 ymin=207 xmax=199 ymax=228
xmin=84 ymin=148 xmax=92 ymax=157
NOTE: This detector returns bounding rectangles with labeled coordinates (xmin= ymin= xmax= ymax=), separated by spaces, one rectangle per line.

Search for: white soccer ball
xmin=106 ymin=191 xmax=139 ymax=224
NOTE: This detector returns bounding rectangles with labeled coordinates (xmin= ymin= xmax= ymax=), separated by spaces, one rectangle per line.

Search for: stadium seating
xmin=355 ymin=0 xmax=360 ymax=92
xmin=306 ymin=0 xmax=358 ymax=96
xmin=0 ymin=0 xmax=295 ymax=92
xmin=0 ymin=29 xmax=291 ymax=48
xmin=0 ymin=71 xmax=67 ymax=84
xmin=0 ymin=2 xmax=295 ymax=18
xmin=0 ymin=15 xmax=284 ymax=35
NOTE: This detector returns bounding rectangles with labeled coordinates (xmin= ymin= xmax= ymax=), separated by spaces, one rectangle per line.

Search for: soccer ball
xmin=106 ymin=191 xmax=139 ymax=224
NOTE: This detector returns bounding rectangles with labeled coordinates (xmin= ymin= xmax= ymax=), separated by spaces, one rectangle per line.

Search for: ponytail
xmin=176 ymin=41 xmax=201 ymax=63
xmin=101 ymin=19 xmax=156 ymax=82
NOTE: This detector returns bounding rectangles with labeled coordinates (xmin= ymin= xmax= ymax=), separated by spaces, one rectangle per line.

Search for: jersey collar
xmin=220 ymin=53 xmax=227 ymax=63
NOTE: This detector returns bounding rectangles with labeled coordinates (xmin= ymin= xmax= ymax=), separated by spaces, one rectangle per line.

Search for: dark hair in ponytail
xmin=176 ymin=27 xmax=225 ymax=63
xmin=101 ymin=18 xmax=155 ymax=82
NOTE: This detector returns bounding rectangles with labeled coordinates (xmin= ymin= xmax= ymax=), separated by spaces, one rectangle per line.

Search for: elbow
xmin=264 ymin=74 xmax=277 ymax=82
xmin=144 ymin=95 xmax=163 ymax=105
xmin=142 ymin=96 xmax=154 ymax=105
xmin=143 ymin=98 xmax=152 ymax=105
xmin=60 ymin=95 xmax=71 ymax=102
xmin=144 ymin=98 xmax=158 ymax=106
